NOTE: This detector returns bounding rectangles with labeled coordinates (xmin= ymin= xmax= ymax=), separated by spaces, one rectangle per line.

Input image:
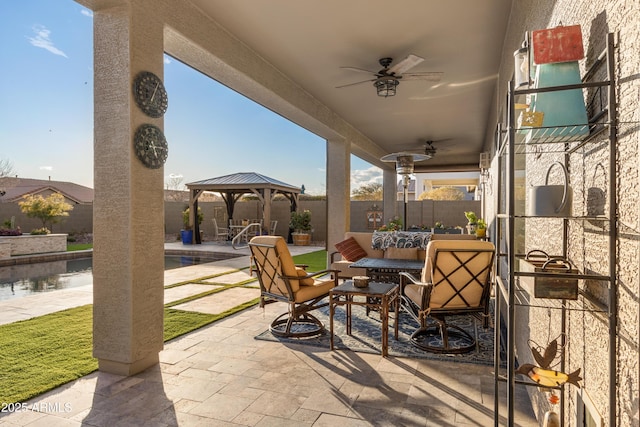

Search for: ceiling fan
xmin=400 ymin=139 xmax=453 ymax=159
xmin=336 ymin=54 xmax=443 ymax=97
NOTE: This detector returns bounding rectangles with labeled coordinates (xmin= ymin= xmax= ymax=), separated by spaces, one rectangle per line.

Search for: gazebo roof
xmin=186 ymin=172 xmax=301 ymax=194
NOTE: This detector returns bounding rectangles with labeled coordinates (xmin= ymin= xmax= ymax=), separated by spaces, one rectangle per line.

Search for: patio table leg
xmin=329 ymin=293 xmax=335 ymax=350
xmin=381 ymin=294 xmax=389 ymax=357
xmin=346 ymin=295 xmax=352 ymax=335
xmin=394 ymin=291 xmax=399 ymax=340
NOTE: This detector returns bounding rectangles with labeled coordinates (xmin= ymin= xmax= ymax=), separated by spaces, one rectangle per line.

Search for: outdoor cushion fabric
xmin=295 ymin=266 xmax=315 ymax=286
xmin=384 ymin=247 xmax=419 ymax=260
xmin=335 ymin=237 xmax=367 ymax=262
xmin=371 ymin=231 xmax=431 ymax=250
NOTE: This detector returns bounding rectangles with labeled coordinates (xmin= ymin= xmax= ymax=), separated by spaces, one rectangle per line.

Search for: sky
xmin=0 ymin=1 xmax=382 ymax=196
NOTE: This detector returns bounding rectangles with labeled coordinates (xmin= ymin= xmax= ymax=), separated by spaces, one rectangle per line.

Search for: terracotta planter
xmin=292 ymin=233 xmax=311 ymax=246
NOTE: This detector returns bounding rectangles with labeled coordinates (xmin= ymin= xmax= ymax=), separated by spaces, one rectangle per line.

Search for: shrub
xmin=289 ymin=210 xmax=312 ymax=233
xmin=30 ymin=227 xmax=51 ymax=235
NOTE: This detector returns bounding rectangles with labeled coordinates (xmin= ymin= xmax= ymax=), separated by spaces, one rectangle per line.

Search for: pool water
xmin=0 ymin=256 xmax=219 ymax=301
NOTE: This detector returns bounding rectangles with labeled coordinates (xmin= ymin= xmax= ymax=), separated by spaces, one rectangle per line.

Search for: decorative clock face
xmin=134 ymin=124 xmax=168 ymax=169
xmin=133 ymin=71 xmax=168 ymax=118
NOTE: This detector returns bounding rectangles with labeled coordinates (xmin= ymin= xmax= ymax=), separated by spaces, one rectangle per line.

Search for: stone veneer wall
xmin=0 ymin=234 xmax=67 ymax=258
xmin=487 ymin=1 xmax=640 ymax=426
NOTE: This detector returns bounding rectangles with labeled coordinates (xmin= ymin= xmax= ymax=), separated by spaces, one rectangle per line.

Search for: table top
xmin=331 ymin=280 xmax=398 ymax=296
xmin=349 ymin=257 xmax=424 ymax=271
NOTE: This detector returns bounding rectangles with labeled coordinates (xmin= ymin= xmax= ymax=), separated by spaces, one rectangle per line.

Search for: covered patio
xmin=74 ymin=0 xmax=639 ymax=425
xmin=0 ymin=241 xmax=537 ymax=426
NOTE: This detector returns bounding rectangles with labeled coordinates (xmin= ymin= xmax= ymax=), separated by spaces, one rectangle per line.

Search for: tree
xmin=0 ymin=158 xmax=16 ymax=196
xmin=352 ymin=182 xmax=383 ymax=200
xmin=18 ymin=193 xmax=73 ymax=232
xmin=418 ymin=186 xmax=465 ymax=201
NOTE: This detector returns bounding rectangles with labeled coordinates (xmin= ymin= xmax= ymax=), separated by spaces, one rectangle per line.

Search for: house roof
xmin=0 ymin=177 xmax=94 ymax=204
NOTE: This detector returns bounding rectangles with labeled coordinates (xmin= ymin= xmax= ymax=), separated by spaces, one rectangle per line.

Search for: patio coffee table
xmin=349 ymin=257 xmax=424 ymax=284
xmin=329 ymin=280 xmax=399 ymax=357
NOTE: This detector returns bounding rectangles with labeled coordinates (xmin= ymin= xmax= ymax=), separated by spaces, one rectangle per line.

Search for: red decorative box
xmin=532 ymin=25 xmax=584 ymax=64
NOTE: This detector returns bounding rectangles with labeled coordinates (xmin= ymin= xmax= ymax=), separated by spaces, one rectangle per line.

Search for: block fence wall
xmin=0 ymin=199 xmax=480 ymax=243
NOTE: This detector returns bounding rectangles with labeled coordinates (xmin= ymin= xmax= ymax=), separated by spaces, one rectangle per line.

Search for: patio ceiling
xmin=184 ymin=0 xmax=513 ymax=173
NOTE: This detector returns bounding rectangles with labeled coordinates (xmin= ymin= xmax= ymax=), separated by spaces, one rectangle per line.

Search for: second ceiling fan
xmin=337 ymin=54 xmax=442 ymax=97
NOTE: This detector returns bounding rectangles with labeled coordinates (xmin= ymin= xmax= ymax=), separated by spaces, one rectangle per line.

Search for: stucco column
xmin=382 ymin=168 xmax=397 ymax=224
xmin=326 ymin=138 xmax=350 ymax=256
xmin=92 ymin=4 xmax=165 ymax=375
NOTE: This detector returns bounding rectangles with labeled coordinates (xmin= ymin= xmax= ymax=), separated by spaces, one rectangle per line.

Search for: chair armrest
xmin=329 ymin=251 xmax=341 ymax=263
xmin=398 ymin=271 xmax=421 ymax=284
xmin=282 ymin=269 xmax=340 ymax=280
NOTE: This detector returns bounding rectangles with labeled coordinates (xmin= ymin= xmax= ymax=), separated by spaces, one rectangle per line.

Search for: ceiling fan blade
xmin=340 ymin=66 xmax=376 ymax=74
xmin=335 ymin=78 xmax=375 ymax=89
xmin=401 ymin=72 xmax=443 ymax=82
xmin=388 ymin=54 xmax=424 ymax=75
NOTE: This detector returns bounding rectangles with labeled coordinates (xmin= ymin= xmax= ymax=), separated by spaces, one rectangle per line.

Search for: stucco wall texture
xmin=491 ymin=1 xmax=639 ymax=426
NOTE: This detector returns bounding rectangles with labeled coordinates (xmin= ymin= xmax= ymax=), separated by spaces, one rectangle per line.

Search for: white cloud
xmin=28 ymin=25 xmax=68 ymax=58
xmin=39 ymin=166 xmax=53 ymax=171
xmin=164 ymin=55 xmax=172 ymax=65
xmin=80 ymin=9 xmax=93 ymax=18
xmin=351 ymin=166 xmax=382 ymax=189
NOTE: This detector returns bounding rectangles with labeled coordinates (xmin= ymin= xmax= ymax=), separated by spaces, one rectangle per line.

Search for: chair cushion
xmin=329 ymin=260 xmax=366 ymax=279
xmin=422 ymin=240 xmax=494 ymax=282
xmin=384 ymin=247 xmax=418 ymax=260
xmin=425 ymin=240 xmax=495 ymax=308
xmin=335 ymin=237 xmax=367 ymax=262
xmin=295 ymin=278 xmax=335 ymax=303
xmin=250 ymin=235 xmax=300 ymax=293
xmin=405 ymin=283 xmax=426 ymax=306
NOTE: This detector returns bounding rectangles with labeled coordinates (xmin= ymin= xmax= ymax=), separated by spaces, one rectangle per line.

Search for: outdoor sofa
xmin=330 ymin=231 xmax=477 ymax=280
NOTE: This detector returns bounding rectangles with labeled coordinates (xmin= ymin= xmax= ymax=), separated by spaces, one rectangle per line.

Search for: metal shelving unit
xmin=494 ymin=33 xmax=618 ymax=427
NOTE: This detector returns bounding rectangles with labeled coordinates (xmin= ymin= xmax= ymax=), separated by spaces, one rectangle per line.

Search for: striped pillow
xmin=335 ymin=237 xmax=367 ymax=262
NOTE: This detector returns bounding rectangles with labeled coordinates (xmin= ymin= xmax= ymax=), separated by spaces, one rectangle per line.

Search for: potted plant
xmin=464 ymin=211 xmax=478 ymax=234
xmin=475 ymin=218 xmax=487 ymax=238
xmin=181 ymin=207 xmax=203 ymax=244
xmin=378 ymin=216 xmax=402 ymax=232
xmin=289 ymin=210 xmax=312 ymax=246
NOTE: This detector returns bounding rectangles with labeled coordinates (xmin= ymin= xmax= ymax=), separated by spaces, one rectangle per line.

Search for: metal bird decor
xmin=515 ymin=338 xmax=582 ymax=388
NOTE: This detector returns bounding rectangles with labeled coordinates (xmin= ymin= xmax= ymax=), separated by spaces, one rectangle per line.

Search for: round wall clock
xmin=134 ymin=124 xmax=168 ymax=169
xmin=132 ymin=71 xmax=168 ymax=118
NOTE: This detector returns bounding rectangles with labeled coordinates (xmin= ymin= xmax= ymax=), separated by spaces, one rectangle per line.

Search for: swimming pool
xmin=0 ymin=255 xmax=230 ymax=301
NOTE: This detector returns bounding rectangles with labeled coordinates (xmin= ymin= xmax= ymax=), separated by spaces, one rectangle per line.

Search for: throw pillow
xmin=384 ymin=247 xmax=419 ymax=260
xmin=335 ymin=237 xmax=368 ymax=262
xmin=295 ymin=266 xmax=315 ymax=286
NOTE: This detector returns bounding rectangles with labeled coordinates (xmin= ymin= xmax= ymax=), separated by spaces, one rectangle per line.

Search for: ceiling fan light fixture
xmin=374 ymin=76 xmax=399 ymax=97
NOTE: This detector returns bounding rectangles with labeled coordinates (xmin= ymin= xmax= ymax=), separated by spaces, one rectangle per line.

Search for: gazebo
xmin=185 ymin=172 xmax=302 ymax=244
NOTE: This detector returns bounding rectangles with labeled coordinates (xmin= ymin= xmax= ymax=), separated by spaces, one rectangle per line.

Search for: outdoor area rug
xmin=255 ymin=303 xmax=500 ymax=366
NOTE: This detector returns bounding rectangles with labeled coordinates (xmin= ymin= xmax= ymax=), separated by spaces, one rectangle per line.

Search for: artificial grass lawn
xmin=292 ymin=250 xmax=327 ymax=272
xmin=67 ymin=243 xmax=92 ymax=251
xmin=0 ymin=300 xmax=258 ymax=404
xmin=0 ymin=249 xmax=324 ymax=404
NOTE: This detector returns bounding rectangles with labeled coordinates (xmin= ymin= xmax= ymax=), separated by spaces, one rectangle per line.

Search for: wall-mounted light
xmin=514 ymin=32 xmax=531 ymax=89
xmin=374 ymin=76 xmax=400 ymax=97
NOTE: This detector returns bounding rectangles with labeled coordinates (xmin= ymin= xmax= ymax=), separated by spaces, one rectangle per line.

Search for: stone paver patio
xmin=0 ymin=242 xmax=538 ymax=426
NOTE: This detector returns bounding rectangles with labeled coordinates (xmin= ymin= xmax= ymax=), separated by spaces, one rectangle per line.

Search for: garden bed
xmin=0 ymin=234 xmax=67 ymax=258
